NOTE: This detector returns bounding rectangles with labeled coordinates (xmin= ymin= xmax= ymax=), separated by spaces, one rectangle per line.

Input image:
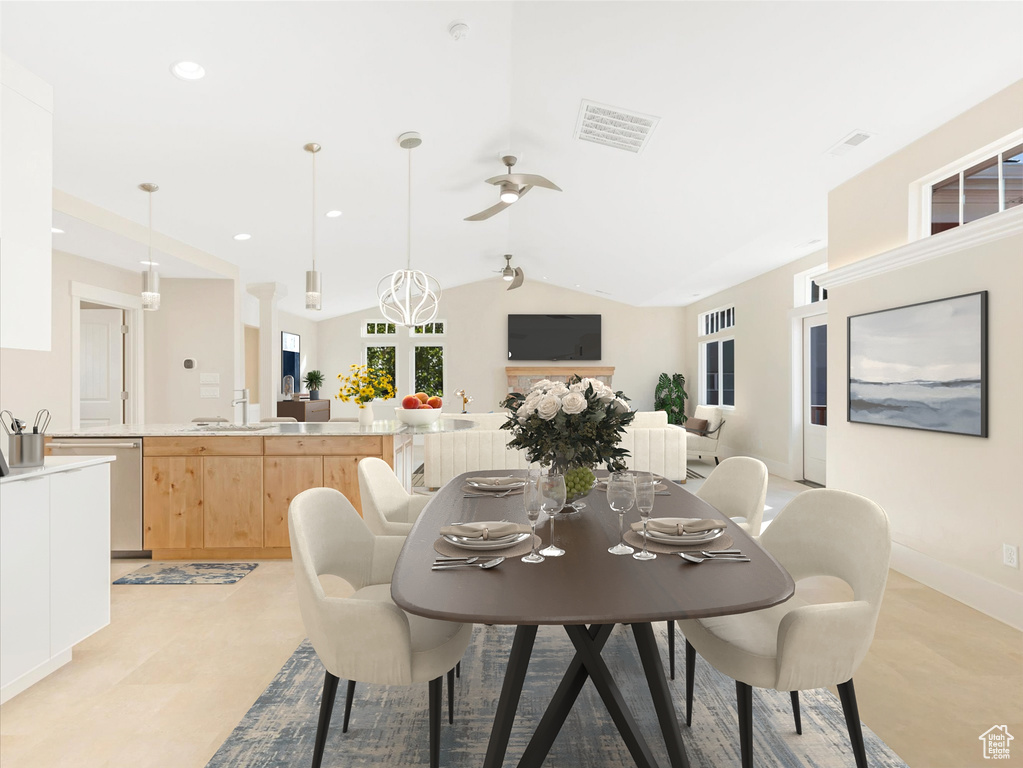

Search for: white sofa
xmin=423 ymin=411 xmax=687 ymax=488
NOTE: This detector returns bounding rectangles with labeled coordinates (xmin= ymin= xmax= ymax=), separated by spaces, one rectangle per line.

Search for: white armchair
xmin=289 ymin=487 xmax=471 ymax=768
xmin=676 ymin=489 xmax=891 ymax=768
xmin=685 ymin=405 xmax=725 ymax=464
xmin=358 ymin=457 xmax=430 ymax=537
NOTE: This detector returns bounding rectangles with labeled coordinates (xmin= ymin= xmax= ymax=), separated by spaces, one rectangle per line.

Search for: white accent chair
xmin=695 ymin=456 xmax=769 ymax=537
xmin=686 ymin=405 xmax=725 ymax=465
xmin=676 ymin=489 xmax=891 ymax=768
xmin=261 ymin=416 xmax=298 ymax=422
xmin=289 ymin=487 xmax=471 ymax=768
xmin=358 ymin=457 xmax=430 ymax=537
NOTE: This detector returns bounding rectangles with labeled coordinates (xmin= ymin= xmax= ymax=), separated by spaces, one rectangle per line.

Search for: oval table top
xmin=391 ymin=471 xmax=794 ymax=626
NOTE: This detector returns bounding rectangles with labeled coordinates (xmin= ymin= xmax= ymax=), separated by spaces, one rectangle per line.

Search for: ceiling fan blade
xmin=485 ymin=173 xmax=560 ymax=192
xmin=464 ymin=200 xmax=512 ymax=221
xmin=508 ymin=267 xmax=524 ymax=290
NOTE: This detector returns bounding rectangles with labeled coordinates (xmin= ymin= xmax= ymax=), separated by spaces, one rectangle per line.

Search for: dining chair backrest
xmin=261 ymin=416 xmax=298 ymax=422
xmin=192 ymin=416 xmax=228 ymax=423
xmin=695 ymin=456 xmax=769 ymax=535
xmin=358 ymin=457 xmax=429 ymax=536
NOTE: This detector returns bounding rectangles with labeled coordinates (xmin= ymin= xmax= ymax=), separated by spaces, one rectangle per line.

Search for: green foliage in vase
xmin=500 ymin=375 xmax=636 ymax=473
xmin=654 ymin=372 xmax=689 ymax=426
xmin=303 ymin=370 xmax=325 ymax=391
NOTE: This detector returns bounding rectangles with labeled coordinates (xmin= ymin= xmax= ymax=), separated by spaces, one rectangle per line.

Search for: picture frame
xmin=847 ymin=291 xmax=987 ymax=437
xmin=281 ymin=332 xmax=301 ymax=395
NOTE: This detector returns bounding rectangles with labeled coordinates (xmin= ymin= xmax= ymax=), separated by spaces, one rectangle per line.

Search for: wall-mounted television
xmin=507 ymin=314 xmax=601 ymax=361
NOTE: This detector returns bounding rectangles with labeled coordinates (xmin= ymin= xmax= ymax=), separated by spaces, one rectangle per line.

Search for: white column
xmin=246 ymin=283 xmax=287 ymax=420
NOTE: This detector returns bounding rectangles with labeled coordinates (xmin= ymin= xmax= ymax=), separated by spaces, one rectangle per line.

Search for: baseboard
xmin=890 ymin=541 xmax=1023 ymax=631
xmin=0 ymin=649 xmax=72 ymax=705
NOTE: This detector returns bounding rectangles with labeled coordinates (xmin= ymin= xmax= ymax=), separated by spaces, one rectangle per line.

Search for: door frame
xmin=787 ymin=302 xmax=827 ymax=481
xmin=70 ymin=281 xmax=144 ymax=429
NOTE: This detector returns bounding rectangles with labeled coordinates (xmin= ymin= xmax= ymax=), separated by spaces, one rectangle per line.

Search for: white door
xmin=802 ymin=315 xmax=827 ymax=485
xmin=80 ymin=308 xmax=124 ymax=428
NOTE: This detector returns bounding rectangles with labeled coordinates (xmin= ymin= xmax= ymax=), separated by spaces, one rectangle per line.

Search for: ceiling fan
xmin=465 ymin=155 xmax=561 ymax=221
xmin=498 ymin=254 xmax=524 ymax=290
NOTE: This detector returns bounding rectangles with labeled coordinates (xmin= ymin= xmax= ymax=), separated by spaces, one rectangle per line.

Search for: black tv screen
xmin=508 ymin=314 xmax=601 ymax=361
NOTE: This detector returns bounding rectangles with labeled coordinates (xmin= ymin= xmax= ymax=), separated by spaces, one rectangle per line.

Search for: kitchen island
xmin=49 ymin=419 xmax=472 ymax=560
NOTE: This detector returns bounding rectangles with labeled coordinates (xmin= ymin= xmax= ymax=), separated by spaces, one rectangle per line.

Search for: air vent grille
xmin=826 ymin=130 xmax=875 ymax=157
xmin=575 ymin=100 xmax=660 ymax=154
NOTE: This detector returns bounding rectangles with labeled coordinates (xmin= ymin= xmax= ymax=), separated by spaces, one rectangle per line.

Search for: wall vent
xmin=575 ymin=100 xmax=660 ymax=154
xmin=826 ymin=130 xmax=875 ymax=157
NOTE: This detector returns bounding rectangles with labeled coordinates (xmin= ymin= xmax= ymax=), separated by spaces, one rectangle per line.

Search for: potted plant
xmin=304 ymin=370 xmax=325 ymax=400
xmin=654 ymin=372 xmax=688 ymax=427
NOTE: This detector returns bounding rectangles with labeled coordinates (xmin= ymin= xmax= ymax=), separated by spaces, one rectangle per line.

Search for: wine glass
xmin=606 ymin=472 xmax=636 ymax=555
xmin=539 ymin=473 xmax=567 ymax=557
xmin=521 ymin=469 xmax=545 ymax=564
xmin=633 ymin=473 xmax=657 ymax=561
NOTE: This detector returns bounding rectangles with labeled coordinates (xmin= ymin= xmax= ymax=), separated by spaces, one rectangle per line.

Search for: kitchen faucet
xmin=231 ymin=389 xmax=250 ymax=426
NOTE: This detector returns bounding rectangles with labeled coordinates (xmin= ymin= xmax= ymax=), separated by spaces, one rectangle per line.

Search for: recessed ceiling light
xmin=325 ymin=210 xmax=342 ymax=218
xmin=140 ymin=260 xmax=160 ymax=267
xmin=51 ymin=227 xmax=64 ymax=234
xmin=170 ymin=61 xmax=205 ymax=81
xmin=233 ymin=233 xmax=251 ymax=241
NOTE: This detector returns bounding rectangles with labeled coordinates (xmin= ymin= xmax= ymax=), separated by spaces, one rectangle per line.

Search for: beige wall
xmin=682 ymin=250 xmax=827 ymax=475
xmin=827 ymin=82 xmax=1023 ymax=607
xmin=279 ymin=310 xmax=319 ymax=395
xmin=144 ymin=278 xmax=237 ymax=423
xmin=316 ymin=279 xmax=686 ymax=419
xmin=0 ymin=250 xmax=138 ymax=436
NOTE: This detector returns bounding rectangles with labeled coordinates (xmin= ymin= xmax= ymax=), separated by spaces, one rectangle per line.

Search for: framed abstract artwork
xmin=847 ymin=291 xmax=987 ymax=437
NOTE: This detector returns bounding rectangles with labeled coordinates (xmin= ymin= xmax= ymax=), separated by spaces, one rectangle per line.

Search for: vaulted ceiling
xmin=4 ymin=1 xmax=1021 ymax=317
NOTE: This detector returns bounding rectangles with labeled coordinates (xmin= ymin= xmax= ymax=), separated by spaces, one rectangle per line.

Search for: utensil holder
xmin=9 ymin=433 xmax=44 ymax=467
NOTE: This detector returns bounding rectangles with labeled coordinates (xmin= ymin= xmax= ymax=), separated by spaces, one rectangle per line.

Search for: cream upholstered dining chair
xmin=358 ymin=457 xmax=431 ymax=537
xmin=289 ymin=487 xmax=471 ymax=768
xmin=677 ymin=489 xmax=891 ymax=768
xmin=191 ymin=416 xmax=228 ymax=423
xmin=695 ymin=456 xmax=769 ymax=537
xmin=261 ymin=416 xmax=298 ymax=422
xmin=685 ymin=405 xmax=725 ymax=464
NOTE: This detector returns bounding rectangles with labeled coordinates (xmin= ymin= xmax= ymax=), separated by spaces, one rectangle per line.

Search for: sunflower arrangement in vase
xmin=501 ymin=376 xmax=635 ymax=501
xmin=337 ymin=364 xmax=395 ymax=424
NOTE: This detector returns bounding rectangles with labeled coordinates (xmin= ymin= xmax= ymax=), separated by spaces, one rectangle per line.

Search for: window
xmin=412 ymin=344 xmax=444 ymax=397
xmin=410 ymin=321 xmax=445 ymax=336
xmin=701 ymin=338 xmax=734 ymax=407
xmin=362 ymin=321 xmax=397 ymax=337
xmin=698 ymin=306 xmax=735 ymax=337
xmin=365 ymin=345 xmax=396 ymax=398
xmin=926 ymin=139 xmax=1023 ymax=236
xmin=793 ymin=264 xmax=829 ymax=307
xmin=810 ymin=280 xmax=828 ymax=304
xmin=809 ymin=325 xmax=827 ymax=426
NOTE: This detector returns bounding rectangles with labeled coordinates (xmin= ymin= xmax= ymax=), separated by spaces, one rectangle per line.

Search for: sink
xmin=188 ymin=424 xmax=274 ymax=432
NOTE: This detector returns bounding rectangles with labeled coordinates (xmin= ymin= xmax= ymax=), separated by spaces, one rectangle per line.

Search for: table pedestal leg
xmin=632 ymin=622 xmax=690 ymax=768
xmin=483 ymin=624 xmax=538 ymax=768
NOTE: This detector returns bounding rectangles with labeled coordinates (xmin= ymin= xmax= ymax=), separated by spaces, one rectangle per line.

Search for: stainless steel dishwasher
xmin=46 ymin=437 xmax=144 ymax=556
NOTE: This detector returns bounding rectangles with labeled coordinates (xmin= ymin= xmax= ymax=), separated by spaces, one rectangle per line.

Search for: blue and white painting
xmin=848 ymin=292 xmax=987 ymax=437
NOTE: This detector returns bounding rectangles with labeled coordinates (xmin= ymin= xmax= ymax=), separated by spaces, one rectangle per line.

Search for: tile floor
xmin=1 ymin=466 xmax=1019 ymax=768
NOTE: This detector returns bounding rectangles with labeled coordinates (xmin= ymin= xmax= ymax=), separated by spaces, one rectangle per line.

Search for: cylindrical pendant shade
xmin=141 ymin=270 xmax=161 ymax=311
xmin=305 ymin=269 xmax=322 ymax=311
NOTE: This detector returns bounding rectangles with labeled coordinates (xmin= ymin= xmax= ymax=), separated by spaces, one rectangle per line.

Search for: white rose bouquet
xmin=500 ymin=374 xmax=635 ymax=475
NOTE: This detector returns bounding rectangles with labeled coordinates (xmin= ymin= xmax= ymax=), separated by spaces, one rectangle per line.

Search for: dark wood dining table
xmin=391 ymin=470 xmax=794 ymax=768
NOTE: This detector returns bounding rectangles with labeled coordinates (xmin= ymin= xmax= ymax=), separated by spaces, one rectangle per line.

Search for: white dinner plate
xmin=643 ymin=527 xmax=724 ymax=545
xmin=466 ymin=478 xmax=526 ymax=491
xmin=441 ymin=532 xmax=531 ymax=550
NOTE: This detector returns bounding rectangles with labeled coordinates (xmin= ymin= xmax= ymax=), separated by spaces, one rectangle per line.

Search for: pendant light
xmin=139 ymin=183 xmax=160 ymax=311
xmin=377 ymin=131 xmax=440 ymax=327
xmin=304 ymin=142 xmax=322 ymax=311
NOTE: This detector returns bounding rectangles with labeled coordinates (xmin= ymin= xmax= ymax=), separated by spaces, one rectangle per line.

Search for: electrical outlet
xmin=200 ymin=386 xmax=220 ymax=399
xmin=199 ymin=372 xmax=220 ymax=385
xmin=1004 ymin=544 xmax=1019 ymax=569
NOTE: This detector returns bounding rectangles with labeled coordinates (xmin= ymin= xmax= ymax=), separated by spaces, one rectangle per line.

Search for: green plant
xmin=303 ymin=370 xmax=325 ymax=391
xmin=654 ymin=373 xmax=688 ymax=426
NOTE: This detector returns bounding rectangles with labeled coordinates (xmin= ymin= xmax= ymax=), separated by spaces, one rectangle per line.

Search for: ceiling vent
xmin=825 ymin=130 xmax=875 ymax=157
xmin=575 ymin=100 xmax=660 ymax=154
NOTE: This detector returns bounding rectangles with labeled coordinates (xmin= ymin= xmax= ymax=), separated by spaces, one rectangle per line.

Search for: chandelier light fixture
xmin=377 ymin=132 xmax=440 ymax=327
xmin=139 ymin=183 xmax=160 ymax=311
xmin=304 ymin=142 xmax=323 ymax=311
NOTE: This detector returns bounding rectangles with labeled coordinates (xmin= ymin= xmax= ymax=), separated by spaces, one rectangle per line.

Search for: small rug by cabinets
xmin=113 ymin=562 xmax=259 ymax=585
xmin=206 ymin=623 xmax=908 ymax=768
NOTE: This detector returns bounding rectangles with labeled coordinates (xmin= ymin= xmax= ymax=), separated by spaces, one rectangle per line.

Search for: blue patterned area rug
xmin=113 ymin=562 xmax=258 ymax=585
xmin=207 ymin=624 xmax=907 ymax=768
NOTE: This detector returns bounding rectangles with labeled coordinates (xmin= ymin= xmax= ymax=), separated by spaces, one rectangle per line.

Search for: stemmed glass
xmin=521 ymin=469 xmax=545 ymax=564
xmin=606 ymin=472 xmax=636 ymax=555
xmin=539 ymin=473 xmax=567 ymax=557
xmin=633 ymin=473 xmax=657 ymax=561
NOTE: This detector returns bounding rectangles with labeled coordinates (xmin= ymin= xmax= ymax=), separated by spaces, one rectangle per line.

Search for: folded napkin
xmin=440 ymin=521 xmax=531 ymax=540
xmin=630 ymin=517 xmax=722 ymax=536
xmin=467 ymin=476 xmax=522 ymax=487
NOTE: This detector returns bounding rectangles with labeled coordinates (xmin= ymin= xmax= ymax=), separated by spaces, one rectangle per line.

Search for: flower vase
xmin=358 ymin=405 xmax=374 ymax=427
xmin=553 ymin=460 xmax=596 ymax=512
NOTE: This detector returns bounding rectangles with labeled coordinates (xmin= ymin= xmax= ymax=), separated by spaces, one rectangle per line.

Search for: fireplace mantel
xmin=505 ymin=366 xmax=615 ymax=393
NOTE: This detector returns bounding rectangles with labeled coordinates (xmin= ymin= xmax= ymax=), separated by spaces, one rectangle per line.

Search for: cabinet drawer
xmin=143 ymin=436 xmax=263 ymax=456
xmin=263 ymin=436 xmax=383 ymax=456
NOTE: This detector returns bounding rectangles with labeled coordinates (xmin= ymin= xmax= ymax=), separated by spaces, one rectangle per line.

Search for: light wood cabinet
xmin=203 ymin=457 xmax=263 ymax=548
xmin=263 ymin=457 xmax=322 ymax=548
xmin=323 ymin=456 xmax=362 ymax=514
xmin=143 ymin=457 xmax=203 ymax=550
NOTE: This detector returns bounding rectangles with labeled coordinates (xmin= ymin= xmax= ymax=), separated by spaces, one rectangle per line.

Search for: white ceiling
xmin=4 ymin=1 xmax=1021 ymax=318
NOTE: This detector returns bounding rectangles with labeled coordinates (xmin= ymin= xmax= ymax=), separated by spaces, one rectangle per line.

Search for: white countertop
xmin=1 ymin=455 xmax=115 ymax=484
xmin=48 ymin=418 xmax=478 ymax=438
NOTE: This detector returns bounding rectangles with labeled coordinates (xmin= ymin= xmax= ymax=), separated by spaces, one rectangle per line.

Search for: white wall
xmin=144 ymin=278 xmax=237 ymax=423
xmin=681 ymin=250 xmax=827 ymax=476
xmin=826 ymin=80 xmax=1022 ymax=622
xmin=316 ymin=279 xmax=686 ymax=419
